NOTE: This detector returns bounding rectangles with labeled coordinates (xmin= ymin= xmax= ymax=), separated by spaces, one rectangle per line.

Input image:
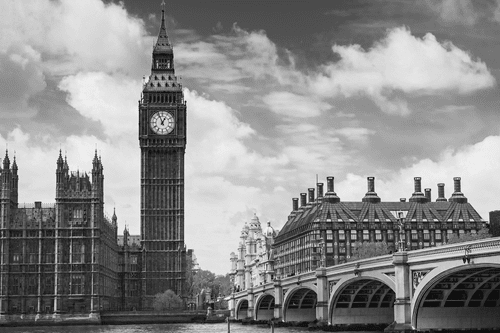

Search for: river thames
xmin=0 ymin=323 xmax=317 ymax=333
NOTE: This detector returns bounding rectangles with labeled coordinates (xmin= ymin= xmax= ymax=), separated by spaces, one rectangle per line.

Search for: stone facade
xmin=138 ymin=5 xmax=188 ymax=306
xmin=0 ymin=150 xmax=123 ymax=318
xmin=229 ymin=214 xmax=277 ymax=292
xmin=273 ymin=176 xmax=486 ymax=279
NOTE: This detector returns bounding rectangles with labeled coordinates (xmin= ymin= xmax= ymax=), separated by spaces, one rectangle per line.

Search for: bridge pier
xmin=315 ymin=267 xmax=328 ymax=323
xmin=247 ymin=288 xmax=254 ymax=319
xmin=228 ymin=294 xmax=235 ymax=319
xmin=386 ymin=252 xmax=414 ymax=332
xmin=273 ymin=280 xmax=283 ymax=321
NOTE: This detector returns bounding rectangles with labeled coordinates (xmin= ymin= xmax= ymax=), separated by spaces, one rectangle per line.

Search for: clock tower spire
xmin=139 ymin=3 xmax=187 ymax=307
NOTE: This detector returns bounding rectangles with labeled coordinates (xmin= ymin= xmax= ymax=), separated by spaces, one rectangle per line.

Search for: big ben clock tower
xmin=139 ymin=5 xmax=187 ymax=304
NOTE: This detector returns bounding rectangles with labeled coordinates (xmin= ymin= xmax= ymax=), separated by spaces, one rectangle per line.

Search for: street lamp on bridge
xmin=397 ymin=211 xmax=406 ymax=252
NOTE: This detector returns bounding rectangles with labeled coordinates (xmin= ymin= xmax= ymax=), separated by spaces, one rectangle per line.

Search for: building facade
xmin=229 ymin=176 xmax=486 ymax=290
xmin=138 ymin=5 xmax=187 ymax=306
xmin=0 ymin=7 xmax=191 ymax=319
xmin=273 ymin=176 xmax=486 ymax=279
xmin=0 ymin=150 xmax=121 ymax=317
xmin=229 ymin=214 xmax=277 ymax=292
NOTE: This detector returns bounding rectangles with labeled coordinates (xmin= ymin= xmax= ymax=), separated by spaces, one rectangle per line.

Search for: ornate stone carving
xmin=412 ymin=270 xmax=428 ymax=290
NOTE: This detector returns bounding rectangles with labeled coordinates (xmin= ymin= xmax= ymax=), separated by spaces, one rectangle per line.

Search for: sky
xmin=1 ymin=0 xmax=500 ymax=274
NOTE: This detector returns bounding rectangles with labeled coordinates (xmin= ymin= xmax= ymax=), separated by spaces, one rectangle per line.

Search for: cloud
xmin=58 ymin=72 xmax=141 ymax=138
xmin=334 ymin=127 xmax=376 ymax=143
xmin=262 ymin=91 xmax=331 ymax=118
xmin=0 ymin=0 xmax=150 ymax=76
xmin=334 ymin=135 xmax=500 ymax=221
xmin=426 ymin=0 xmax=478 ymax=26
xmin=310 ymin=27 xmax=496 ymax=115
xmin=0 ymin=46 xmax=45 ymax=117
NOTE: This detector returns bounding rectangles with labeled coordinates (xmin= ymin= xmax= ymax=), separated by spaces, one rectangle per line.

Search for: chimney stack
xmin=424 ymin=188 xmax=431 ymax=202
xmin=362 ymin=177 xmax=381 ymax=203
xmin=292 ymin=198 xmax=299 ymax=211
xmin=323 ymin=176 xmax=340 ymax=203
xmin=300 ymin=193 xmax=307 ymax=207
xmin=317 ymin=183 xmax=324 ymax=199
xmin=410 ymin=177 xmax=426 ymax=203
xmin=327 ymin=176 xmax=334 ymax=193
xmin=308 ymin=188 xmax=315 ymax=204
xmin=449 ymin=177 xmax=467 ymax=203
xmin=400 ymin=198 xmax=406 ymax=202
xmin=436 ymin=183 xmax=447 ymax=202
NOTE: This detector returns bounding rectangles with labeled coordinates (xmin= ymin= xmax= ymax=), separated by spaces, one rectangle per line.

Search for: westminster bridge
xmin=227 ymin=237 xmax=500 ymax=331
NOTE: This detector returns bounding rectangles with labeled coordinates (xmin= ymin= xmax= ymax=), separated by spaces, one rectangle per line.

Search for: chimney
xmin=436 ymin=183 xmax=447 ymax=202
xmin=292 ymin=198 xmax=299 ymax=211
xmin=362 ymin=177 xmax=381 ymax=203
xmin=300 ymin=193 xmax=307 ymax=207
xmin=367 ymin=177 xmax=375 ymax=193
xmin=308 ymin=188 xmax=315 ymax=204
xmin=409 ymin=177 xmax=426 ymax=203
xmin=323 ymin=176 xmax=340 ymax=203
xmin=449 ymin=177 xmax=467 ymax=203
xmin=400 ymin=198 xmax=406 ymax=202
xmin=454 ymin=177 xmax=461 ymax=193
xmin=317 ymin=183 xmax=324 ymax=199
xmin=326 ymin=176 xmax=334 ymax=193
xmin=424 ymin=188 xmax=431 ymax=202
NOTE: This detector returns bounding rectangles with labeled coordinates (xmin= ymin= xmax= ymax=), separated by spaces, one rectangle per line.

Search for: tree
xmin=347 ymin=241 xmax=390 ymax=262
xmin=153 ymin=289 xmax=183 ymax=311
xmin=446 ymin=227 xmax=492 ymax=245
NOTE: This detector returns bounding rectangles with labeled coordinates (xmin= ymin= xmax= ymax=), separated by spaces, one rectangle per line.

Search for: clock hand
xmin=160 ymin=117 xmax=166 ymax=125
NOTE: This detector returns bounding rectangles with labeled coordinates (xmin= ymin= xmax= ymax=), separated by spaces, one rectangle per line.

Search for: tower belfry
xmin=139 ymin=3 xmax=187 ymax=306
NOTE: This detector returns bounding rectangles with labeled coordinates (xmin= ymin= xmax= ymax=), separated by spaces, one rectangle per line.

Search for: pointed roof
xmin=3 ymin=150 xmax=10 ymax=169
xmin=154 ymin=3 xmax=172 ymax=54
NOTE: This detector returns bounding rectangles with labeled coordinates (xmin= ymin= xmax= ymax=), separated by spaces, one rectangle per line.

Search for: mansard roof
xmin=275 ymin=176 xmax=483 ymax=244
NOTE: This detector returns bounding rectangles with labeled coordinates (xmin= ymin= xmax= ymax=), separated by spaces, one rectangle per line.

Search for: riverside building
xmin=0 ymin=6 xmax=191 ymax=321
xmin=273 ymin=176 xmax=485 ymax=278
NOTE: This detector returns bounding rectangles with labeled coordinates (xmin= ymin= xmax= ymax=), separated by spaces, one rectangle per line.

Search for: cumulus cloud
xmin=0 ymin=0 xmax=150 ymax=76
xmin=58 ymin=72 xmax=141 ymax=138
xmin=310 ymin=27 xmax=496 ymax=115
xmin=334 ymin=135 xmax=500 ymax=221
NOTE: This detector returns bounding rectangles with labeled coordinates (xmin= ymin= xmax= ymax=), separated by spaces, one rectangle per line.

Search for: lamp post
xmin=397 ymin=212 xmax=406 ymax=252
xmin=274 ymin=257 xmax=280 ymax=281
xmin=315 ymin=238 xmax=326 ymax=267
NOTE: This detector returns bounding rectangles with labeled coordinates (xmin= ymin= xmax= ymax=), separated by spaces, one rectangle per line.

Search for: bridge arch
xmin=254 ymin=293 xmax=275 ymax=320
xmin=412 ymin=263 xmax=500 ymax=330
xmin=235 ymin=298 xmax=249 ymax=320
xmin=329 ymin=273 xmax=395 ymax=325
xmin=283 ymin=286 xmax=317 ymax=322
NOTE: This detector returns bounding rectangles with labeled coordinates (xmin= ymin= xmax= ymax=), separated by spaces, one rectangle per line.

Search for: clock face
xmin=150 ymin=111 xmax=175 ymax=135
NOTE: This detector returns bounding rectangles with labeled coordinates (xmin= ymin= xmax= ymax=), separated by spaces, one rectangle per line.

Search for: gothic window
xmin=73 ymin=209 xmax=83 ymax=219
xmin=71 ymin=274 xmax=84 ymax=294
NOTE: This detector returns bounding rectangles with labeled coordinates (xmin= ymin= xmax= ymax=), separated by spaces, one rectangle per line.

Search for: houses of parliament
xmin=0 ymin=7 xmax=190 ymax=320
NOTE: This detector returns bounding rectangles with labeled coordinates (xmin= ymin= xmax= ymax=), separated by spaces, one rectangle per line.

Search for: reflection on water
xmin=2 ymin=323 xmax=311 ymax=333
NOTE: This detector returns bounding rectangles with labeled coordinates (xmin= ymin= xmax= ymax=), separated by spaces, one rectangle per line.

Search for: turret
xmin=91 ymin=150 xmax=104 ymax=199
xmin=112 ymin=208 xmax=118 ymax=239
xmin=1 ymin=150 xmax=11 ymax=201
xmin=56 ymin=150 xmax=66 ymax=197
xmin=11 ymin=155 xmax=18 ymax=205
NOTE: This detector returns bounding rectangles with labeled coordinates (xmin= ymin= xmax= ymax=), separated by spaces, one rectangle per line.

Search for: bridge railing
xmin=407 ymin=236 xmax=500 ymax=260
